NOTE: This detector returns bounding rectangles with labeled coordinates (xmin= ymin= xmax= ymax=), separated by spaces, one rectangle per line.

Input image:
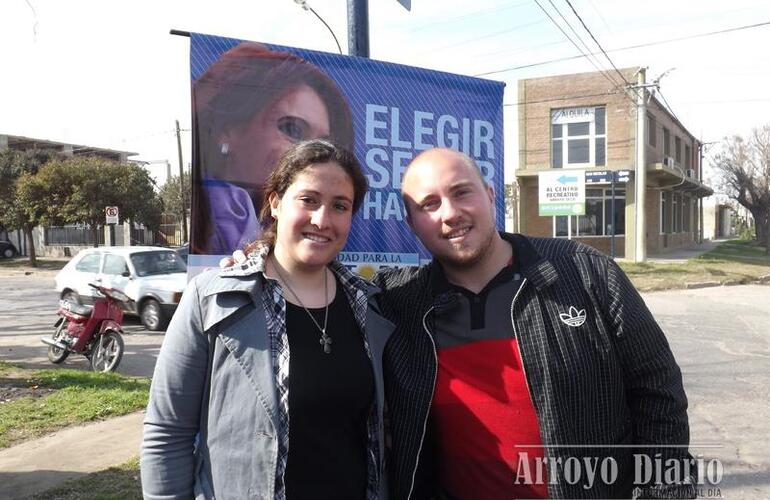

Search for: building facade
xmin=516 ymin=68 xmax=712 ymax=259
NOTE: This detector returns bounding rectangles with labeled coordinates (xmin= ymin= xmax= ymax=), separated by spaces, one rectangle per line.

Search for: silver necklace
xmin=272 ymin=260 xmax=333 ymax=354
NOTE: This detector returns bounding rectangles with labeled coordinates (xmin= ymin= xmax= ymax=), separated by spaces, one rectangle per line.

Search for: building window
xmin=663 ymin=128 xmax=671 ymax=157
xmin=647 ymin=114 xmax=657 ymax=147
xmin=551 ymin=106 xmax=606 ymax=168
xmin=675 ymin=136 xmax=682 ymax=164
xmin=673 ymin=193 xmax=681 ymax=232
xmin=683 ymin=195 xmax=691 ymax=232
xmin=553 ymin=188 xmax=625 ymax=237
xmin=660 ymin=191 xmax=671 ymax=233
xmin=685 ymin=144 xmax=691 ymax=170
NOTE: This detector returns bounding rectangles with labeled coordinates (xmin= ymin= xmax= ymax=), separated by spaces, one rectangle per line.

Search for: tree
xmin=159 ymin=172 xmax=191 ymax=220
xmin=17 ymin=156 xmax=164 ymax=248
xmin=711 ymin=125 xmax=770 ymax=254
xmin=0 ymin=149 xmax=63 ymax=266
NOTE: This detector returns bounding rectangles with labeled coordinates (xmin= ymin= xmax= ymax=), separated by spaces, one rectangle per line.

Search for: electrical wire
xmin=428 ymin=19 xmax=548 ymax=52
xmin=503 ymin=89 xmax=624 ymax=107
xmin=657 ymin=89 xmax=680 ymax=122
xmin=475 ymin=19 xmax=770 ymax=77
xmin=563 ymin=0 xmax=631 ymax=88
xmin=532 ymin=0 xmax=632 ymax=103
xmin=547 ymin=0 xmax=617 ymax=84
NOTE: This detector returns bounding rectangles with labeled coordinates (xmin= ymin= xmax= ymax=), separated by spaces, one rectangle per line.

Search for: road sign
xmin=585 ymin=170 xmax=613 ymax=184
xmin=584 ymin=170 xmax=633 ymax=184
xmin=538 ymin=171 xmax=585 ymax=216
xmin=105 ymin=206 xmax=119 ymax=225
xmin=614 ymin=170 xmax=632 ymax=183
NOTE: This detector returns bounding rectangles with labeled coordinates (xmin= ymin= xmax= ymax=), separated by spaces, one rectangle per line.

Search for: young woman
xmin=191 ymin=42 xmax=354 ymax=255
xmin=142 ymin=140 xmax=391 ymax=500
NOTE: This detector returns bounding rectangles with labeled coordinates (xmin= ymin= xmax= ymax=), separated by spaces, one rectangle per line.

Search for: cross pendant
xmin=319 ymin=332 xmax=333 ymax=354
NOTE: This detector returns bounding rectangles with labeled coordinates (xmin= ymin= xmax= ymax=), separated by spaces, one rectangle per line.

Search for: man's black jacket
xmin=374 ymin=233 xmax=696 ymax=499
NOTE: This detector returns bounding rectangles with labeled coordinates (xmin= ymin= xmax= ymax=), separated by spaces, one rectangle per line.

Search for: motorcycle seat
xmin=63 ymin=301 xmax=93 ymax=317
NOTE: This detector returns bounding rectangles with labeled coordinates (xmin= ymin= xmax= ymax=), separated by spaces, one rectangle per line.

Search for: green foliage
xmin=0 ymin=149 xmax=62 ymax=231
xmin=618 ymin=239 xmax=770 ymax=291
xmin=0 ymin=366 xmax=150 ymax=449
xmin=158 ymin=172 xmax=191 ymax=217
xmin=15 ymin=156 xmax=164 ymax=236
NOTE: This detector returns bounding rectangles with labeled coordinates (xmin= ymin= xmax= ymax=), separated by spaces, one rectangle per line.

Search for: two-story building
xmin=516 ymin=67 xmax=712 ymax=259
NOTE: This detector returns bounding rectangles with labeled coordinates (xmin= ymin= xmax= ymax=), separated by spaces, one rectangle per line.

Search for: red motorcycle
xmin=42 ymin=283 xmax=127 ymax=372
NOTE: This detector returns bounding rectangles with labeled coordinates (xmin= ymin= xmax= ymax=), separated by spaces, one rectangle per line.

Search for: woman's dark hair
xmin=246 ymin=139 xmax=368 ymax=253
xmin=190 ymin=42 xmax=354 ymax=254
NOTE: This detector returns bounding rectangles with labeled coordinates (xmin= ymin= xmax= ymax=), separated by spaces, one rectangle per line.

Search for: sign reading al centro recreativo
xmin=538 ymin=171 xmax=586 ymax=216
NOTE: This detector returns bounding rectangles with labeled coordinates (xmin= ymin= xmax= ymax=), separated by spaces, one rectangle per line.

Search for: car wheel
xmin=141 ymin=299 xmax=165 ymax=331
xmin=61 ymin=290 xmax=80 ymax=305
xmin=1 ymin=247 xmax=15 ymax=259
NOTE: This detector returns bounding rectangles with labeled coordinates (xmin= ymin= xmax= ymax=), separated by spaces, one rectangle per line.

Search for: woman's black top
xmin=283 ymin=278 xmax=374 ymax=500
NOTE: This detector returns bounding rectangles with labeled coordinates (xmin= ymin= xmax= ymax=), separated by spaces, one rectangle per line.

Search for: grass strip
xmin=29 ymin=457 xmax=142 ymax=500
xmin=619 ymin=240 xmax=770 ymax=291
xmin=0 ymin=258 xmax=68 ymax=271
xmin=0 ymin=363 xmax=149 ymax=449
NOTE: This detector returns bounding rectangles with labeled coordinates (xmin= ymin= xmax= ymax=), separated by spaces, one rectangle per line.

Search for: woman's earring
xmin=220 ymin=143 xmax=230 ymax=155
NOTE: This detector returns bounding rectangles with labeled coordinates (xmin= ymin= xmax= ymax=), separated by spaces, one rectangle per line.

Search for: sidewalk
xmin=0 ymin=412 xmax=144 ymax=499
xmin=646 ymin=238 xmax=725 ymax=263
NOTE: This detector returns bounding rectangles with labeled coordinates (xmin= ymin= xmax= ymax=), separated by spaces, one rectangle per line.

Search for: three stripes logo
xmin=559 ymin=306 xmax=587 ymax=327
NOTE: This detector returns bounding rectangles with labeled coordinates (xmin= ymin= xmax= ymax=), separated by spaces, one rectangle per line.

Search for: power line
xmin=532 ymin=0 xmax=618 ymax=100
xmin=547 ymin=0 xmax=613 ymax=79
xmin=476 ymin=19 xmax=770 ymax=77
xmin=426 ymin=19 xmax=548 ymax=53
xmin=563 ymin=0 xmax=631 ymax=88
xmin=503 ymin=89 xmax=624 ymax=107
xmin=657 ymin=89 xmax=680 ymax=122
xmin=403 ymin=0 xmax=532 ymax=32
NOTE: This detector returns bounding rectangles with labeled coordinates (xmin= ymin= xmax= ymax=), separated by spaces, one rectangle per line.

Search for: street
xmin=0 ymin=274 xmax=767 ymax=497
xmin=0 ymin=273 xmax=162 ymax=377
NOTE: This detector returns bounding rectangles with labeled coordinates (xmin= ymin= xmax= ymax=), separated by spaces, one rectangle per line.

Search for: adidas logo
xmin=559 ymin=306 xmax=586 ymax=327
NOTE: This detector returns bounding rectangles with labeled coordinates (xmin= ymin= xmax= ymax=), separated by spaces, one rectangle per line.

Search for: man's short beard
xmin=438 ymin=224 xmax=496 ymax=270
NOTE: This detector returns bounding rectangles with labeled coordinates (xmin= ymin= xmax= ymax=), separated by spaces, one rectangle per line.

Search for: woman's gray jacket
xmin=141 ymin=264 xmax=394 ymax=500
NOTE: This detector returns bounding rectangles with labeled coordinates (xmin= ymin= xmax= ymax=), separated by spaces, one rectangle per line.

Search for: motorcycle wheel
xmin=90 ymin=330 xmax=124 ymax=373
xmin=48 ymin=320 xmax=70 ymax=364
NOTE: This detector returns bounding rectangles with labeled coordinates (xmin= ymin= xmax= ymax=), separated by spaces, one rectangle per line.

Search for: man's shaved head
xmin=401 ymin=148 xmax=487 ymax=217
xmin=402 ymin=148 xmax=487 ymax=195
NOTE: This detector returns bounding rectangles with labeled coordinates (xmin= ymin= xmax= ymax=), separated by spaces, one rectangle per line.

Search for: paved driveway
xmin=642 ymin=284 xmax=770 ymax=498
xmin=0 ymin=272 xmax=768 ymax=496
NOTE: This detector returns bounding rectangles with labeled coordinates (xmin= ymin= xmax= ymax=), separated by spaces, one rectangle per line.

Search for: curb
xmin=684 ymin=281 xmax=721 ymax=289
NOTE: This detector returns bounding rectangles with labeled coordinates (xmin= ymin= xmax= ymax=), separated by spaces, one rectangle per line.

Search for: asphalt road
xmin=0 ymin=273 xmax=163 ymax=377
xmin=0 ymin=272 xmax=767 ymax=497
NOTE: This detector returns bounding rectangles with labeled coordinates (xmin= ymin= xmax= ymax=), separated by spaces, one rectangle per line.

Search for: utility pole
xmin=347 ymin=0 xmax=369 ymax=57
xmin=175 ymin=120 xmax=188 ymax=244
xmin=632 ymin=68 xmax=648 ymax=262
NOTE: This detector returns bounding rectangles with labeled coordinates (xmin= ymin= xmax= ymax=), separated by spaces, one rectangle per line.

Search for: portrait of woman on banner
xmin=191 ymin=42 xmax=353 ymax=255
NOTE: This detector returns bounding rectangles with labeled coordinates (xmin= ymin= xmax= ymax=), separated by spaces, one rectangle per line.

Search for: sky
xmin=1 ymin=0 xmax=769 ymax=188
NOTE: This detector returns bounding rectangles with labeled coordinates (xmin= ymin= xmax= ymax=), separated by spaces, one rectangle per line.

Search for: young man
xmin=375 ymin=148 xmax=695 ymax=499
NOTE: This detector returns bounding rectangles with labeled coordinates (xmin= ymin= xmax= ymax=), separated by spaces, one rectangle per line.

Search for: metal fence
xmin=45 ymin=226 xmax=105 ymax=246
xmin=130 ymin=224 xmax=183 ymax=247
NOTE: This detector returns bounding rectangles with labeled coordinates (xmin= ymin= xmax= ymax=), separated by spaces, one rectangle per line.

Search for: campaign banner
xmin=187 ymin=32 xmax=505 ymax=277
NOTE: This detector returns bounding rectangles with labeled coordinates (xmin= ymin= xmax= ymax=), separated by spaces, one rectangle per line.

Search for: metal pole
xmin=175 ymin=120 xmax=188 ymax=244
xmin=634 ymin=68 xmax=647 ymax=262
xmin=610 ymin=174 xmax=616 ymax=258
xmin=347 ymin=0 xmax=369 ymax=57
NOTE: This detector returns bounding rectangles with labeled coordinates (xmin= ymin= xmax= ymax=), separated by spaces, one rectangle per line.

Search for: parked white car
xmin=55 ymin=246 xmax=187 ymax=331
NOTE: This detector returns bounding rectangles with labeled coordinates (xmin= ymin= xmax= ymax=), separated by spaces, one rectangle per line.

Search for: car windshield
xmin=130 ymin=251 xmax=187 ymax=276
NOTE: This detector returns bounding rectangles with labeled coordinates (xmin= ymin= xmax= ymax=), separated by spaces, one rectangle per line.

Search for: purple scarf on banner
xmin=203 ymin=179 xmax=260 ymax=255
